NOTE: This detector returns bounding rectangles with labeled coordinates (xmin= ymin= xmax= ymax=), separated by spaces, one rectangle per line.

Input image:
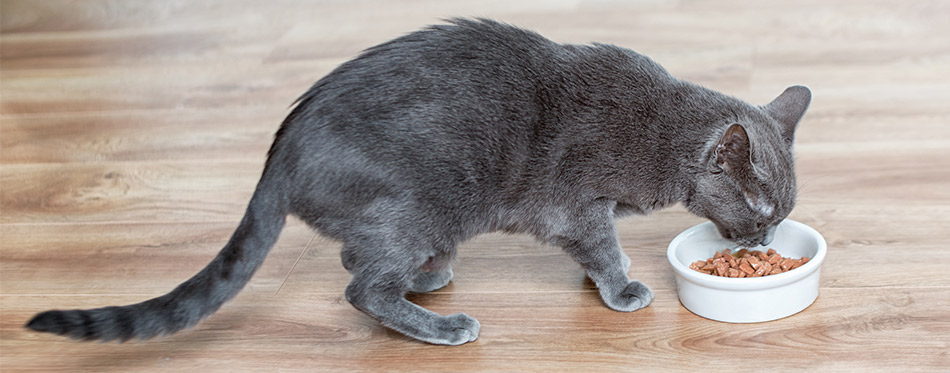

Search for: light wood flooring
xmin=2 ymin=0 xmax=949 ymax=371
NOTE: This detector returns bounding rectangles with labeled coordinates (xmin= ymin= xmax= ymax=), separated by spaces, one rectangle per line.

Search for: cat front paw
xmin=601 ymin=280 xmax=654 ymax=312
xmin=426 ymin=313 xmax=480 ymax=345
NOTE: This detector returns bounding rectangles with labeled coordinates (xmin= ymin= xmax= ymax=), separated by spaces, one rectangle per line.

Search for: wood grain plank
xmin=1 ymin=162 xmax=263 ymax=224
xmin=2 ymin=288 xmax=947 ymax=372
xmin=0 ymin=109 xmax=282 ymax=164
xmin=0 ymin=61 xmax=320 ymax=115
xmin=0 ymin=218 xmax=314 ymax=295
xmin=795 ymin=147 xmax=950 ymax=204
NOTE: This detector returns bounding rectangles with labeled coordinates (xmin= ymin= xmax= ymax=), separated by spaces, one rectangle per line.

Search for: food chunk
xmin=688 ymin=248 xmax=810 ymax=278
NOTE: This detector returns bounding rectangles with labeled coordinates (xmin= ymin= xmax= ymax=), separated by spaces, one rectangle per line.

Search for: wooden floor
xmin=2 ymin=0 xmax=949 ymax=371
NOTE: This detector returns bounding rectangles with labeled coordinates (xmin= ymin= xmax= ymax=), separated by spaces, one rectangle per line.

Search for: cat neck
xmin=561 ymin=79 xmax=744 ymax=212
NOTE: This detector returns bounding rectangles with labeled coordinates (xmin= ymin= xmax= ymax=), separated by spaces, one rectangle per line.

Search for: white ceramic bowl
xmin=667 ymin=219 xmax=826 ymax=323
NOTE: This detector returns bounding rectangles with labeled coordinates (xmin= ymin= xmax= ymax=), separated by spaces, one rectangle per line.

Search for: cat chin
xmin=730 ymin=236 xmax=771 ymax=248
xmin=714 ymin=228 xmax=764 ymax=248
xmin=708 ymin=223 xmax=768 ymax=248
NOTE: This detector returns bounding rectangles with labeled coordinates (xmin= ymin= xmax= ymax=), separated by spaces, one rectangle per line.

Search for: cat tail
xmin=25 ymin=168 xmax=289 ymax=342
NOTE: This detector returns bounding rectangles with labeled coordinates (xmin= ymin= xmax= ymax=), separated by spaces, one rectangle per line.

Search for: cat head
xmin=686 ymin=86 xmax=811 ymax=247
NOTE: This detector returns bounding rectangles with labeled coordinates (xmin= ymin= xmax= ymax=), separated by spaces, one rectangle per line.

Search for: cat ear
xmin=764 ymin=85 xmax=811 ymax=143
xmin=710 ymin=123 xmax=752 ymax=175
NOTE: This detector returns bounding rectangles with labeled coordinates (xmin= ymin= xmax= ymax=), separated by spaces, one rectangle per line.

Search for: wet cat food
xmin=688 ymin=248 xmax=809 ymax=278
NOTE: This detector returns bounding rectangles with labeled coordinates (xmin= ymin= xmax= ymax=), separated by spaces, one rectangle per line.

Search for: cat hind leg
xmin=409 ymin=267 xmax=453 ymax=293
xmin=409 ymin=253 xmax=454 ymax=293
xmin=343 ymin=243 xmax=477 ymax=345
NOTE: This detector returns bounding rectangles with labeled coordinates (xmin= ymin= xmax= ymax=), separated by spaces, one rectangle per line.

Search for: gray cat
xmin=26 ymin=19 xmax=810 ymax=345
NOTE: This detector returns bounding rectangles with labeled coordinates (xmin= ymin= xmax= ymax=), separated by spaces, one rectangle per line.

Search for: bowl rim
xmin=666 ymin=219 xmax=827 ymax=291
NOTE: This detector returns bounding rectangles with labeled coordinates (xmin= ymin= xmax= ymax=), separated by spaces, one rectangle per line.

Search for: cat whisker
xmin=795 ymin=174 xmax=827 ymax=202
